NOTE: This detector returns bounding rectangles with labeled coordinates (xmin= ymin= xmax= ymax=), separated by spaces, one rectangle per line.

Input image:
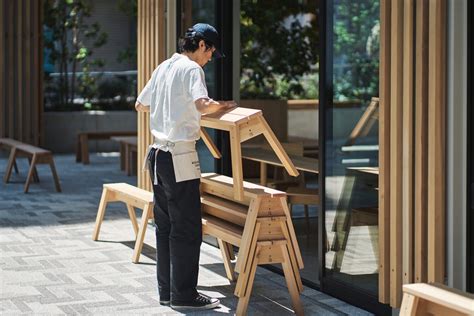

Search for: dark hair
xmin=178 ymin=28 xmax=214 ymax=53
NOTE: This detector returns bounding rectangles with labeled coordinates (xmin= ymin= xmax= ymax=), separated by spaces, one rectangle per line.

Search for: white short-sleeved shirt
xmin=137 ymin=53 xmax=208 ymax=143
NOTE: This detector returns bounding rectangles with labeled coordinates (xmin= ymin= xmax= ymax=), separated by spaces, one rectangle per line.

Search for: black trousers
xmin=147 ymin=148 xmax=202 ymax=301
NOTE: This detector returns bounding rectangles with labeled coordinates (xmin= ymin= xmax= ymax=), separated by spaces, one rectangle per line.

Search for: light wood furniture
xmin=76 ymin=131 xmax=137 ymax=165
xmin=344 ymin=97 xmax=379 ymax=147
xmin=201 ymin=107 xmax=299 ymax=202
xmin=400 ymin=283 xmax=474 ymax=316
xmin=241 ymin=147 xmax=318 ymax=186
xmin=200 ymin=173 xmax=304 ymax=315
xmin=92 ymin=183 xmax=154 ymax=263
xmin=111 ymin=136 xmax=138 ymax=176
xmin=3 ymin=143 xmax=61 ymax=193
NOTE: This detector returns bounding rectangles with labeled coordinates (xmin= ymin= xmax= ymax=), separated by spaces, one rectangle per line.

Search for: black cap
xmin=186 ymin=23 xmax=224 ymax=58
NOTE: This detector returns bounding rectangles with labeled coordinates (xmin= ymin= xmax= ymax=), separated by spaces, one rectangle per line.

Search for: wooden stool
xmin=201 ymin=107 xmax=299 ymax=201
xmin=92 ymin=183 xmax=154 ymax=263
xmin=200 ymin=173 xmax=304 ymax=315
xmin=4 ymin=144 xmax=61 ymax=193
xmin=400 ymin=283 xmax=474 ymax=316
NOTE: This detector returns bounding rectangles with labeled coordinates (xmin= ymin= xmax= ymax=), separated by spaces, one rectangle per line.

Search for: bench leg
xmin=49 ymin=158 xmax=62 ymax=192
xmin=399 ymin=293 xmax=419 ymax=316
xmin=28 ymin=157 xmax=40 ymax=183
xmin=227 ymin=242 xmax=235 ymax=261
xmin=13 ymin=160 xmax=18 ymax=174
xmin=132 ymin=202 xmax=152 ymax=263
xmin=119 ymin=143 xmax=125 ymax=170
xmin=281 ymin=243 xmax=304 ymax=316
xmin=218 ymin=239 xmax=236 ymax=282
xmin=24 ymin=154 xmax=38 ymax=193
xmin=229 ymin=126 xmax=244 ymax=201
xmin=235 ymin=248 xmax=259 ymax=316
xmin=92 ymin=188 xmax=109 ymax=240
xmin=76 ymin=135 xmax=82 ymax=162
xmin=80 ymin=134 xmax=90 ymax=164
xmin=4 ymin=148 xmax=17 ymax=183
xmin=126 ymin=204 xmax=139 ymax=237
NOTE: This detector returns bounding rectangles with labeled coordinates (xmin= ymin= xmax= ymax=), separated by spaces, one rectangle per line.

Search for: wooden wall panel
xmin=414 ymin=0 xmax=429 ymax=284
xmin=0 ymin=0 xmax=42 ymax=146
xmin=402 ymin=0 xmax=414 ymax=286
xmin=389 ymin=0 xmax=404 ymax=307
xmin=427 ymin=0 xmax=446 ymax=284
xmin=379 ymin=0 xmax=446 ymax=307
xmin=137 ymin=0 xmax=166 ymax=190
xmin=378 ymin=0 xmax=391 ymax=304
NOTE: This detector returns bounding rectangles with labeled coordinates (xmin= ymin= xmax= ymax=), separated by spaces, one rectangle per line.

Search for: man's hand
xmin=135 ymin=101 xmax=150 ymax=112
xmin=195 ymin=98 xmax=238 ymax=114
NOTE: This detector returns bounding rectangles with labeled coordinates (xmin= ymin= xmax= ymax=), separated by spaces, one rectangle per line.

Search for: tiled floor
xmin=0 ymin=153 xmax=372 ymax=315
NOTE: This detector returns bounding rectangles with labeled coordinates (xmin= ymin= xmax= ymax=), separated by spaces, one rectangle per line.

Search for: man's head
xmin=178 ymin=23 xmax=223 ymax=67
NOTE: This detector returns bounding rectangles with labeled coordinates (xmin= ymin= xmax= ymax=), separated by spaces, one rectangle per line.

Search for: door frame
xmin=467 ymin=0 xmax=473 ymax=294
xmin=318 ymin=1 xmax=391 ymax=314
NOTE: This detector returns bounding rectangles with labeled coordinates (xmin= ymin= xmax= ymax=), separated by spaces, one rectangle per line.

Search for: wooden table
xmin=201 ymin=107 xmax=299 ymax=201
xmin=242 ymin=147 xmax=318 ymax=186
xmin=111 ymin=136 xmax=138 ymax=176
xmin=76 ymin=131 xmax=136 ymax=165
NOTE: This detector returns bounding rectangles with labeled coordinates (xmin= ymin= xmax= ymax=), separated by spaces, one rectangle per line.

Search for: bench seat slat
xmin=104 ymin=183 xmax=153 ymax=203
xmin=202 ymin=214 xmax=243 ymax=247
xmin=201 ymin=194 xmax=248 ymax=226
xmin=403 ymin=283 xmax=474 ymax=314
xmin=15 ymin=144 xmax=50 ymax=154
xmin=201 ymin=173 xmax=286 ymax=204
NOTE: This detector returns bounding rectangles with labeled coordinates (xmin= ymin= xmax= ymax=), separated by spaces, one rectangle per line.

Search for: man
xmin=135 ymin=23 xmax=235 ymax=311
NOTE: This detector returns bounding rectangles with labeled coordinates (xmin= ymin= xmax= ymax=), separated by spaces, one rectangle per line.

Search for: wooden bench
xmin=3 ymin=143 xmax=61 ymax=193
xmin=200 ymin=173 xmax=304 ymax=315
xmin=400 ymin=283 xmax=474 ymax=316
xmin=76 ymin=131 xmax=136 ymax=165
xmin=201 ymin=107 xmax=299 ymax=201
xmin=92 ymin=183 xmax=153 ymax=263
xmin=111 ymin=136 xmax=138 ymax=176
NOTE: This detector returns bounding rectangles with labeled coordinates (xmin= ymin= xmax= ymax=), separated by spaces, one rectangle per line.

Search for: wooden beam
xmin=378 ymin=0 xmax=391 ymax=303
xmin=402 ymin=0 xmax=414 ymax=286
xmin=414 ymin=0 xmax=429 ymax=284
xmin=390 ymin=0 xmax=404 ymax=307
xmin=427 ymin=0 xmax=446 ymax=284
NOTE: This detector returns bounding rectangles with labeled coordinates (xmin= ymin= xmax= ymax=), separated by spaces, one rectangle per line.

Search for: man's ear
xmin=199 ymin=40 xmax=206 ymax=51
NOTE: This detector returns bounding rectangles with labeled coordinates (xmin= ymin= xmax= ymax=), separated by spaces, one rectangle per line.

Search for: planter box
xmin=44 ymin=111 xmax=137 ymax=153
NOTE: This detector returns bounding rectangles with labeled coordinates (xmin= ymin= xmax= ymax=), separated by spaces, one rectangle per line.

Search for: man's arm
xmin=195 ymin=98 xmax=237 ymax=114
xmin=135 ymin=101 xmax=150 ymax=112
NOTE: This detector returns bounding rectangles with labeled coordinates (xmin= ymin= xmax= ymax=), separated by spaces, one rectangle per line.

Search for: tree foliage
xmin=333 ymin=0 xmax=379 ymax=102
xmin=43 ymin=0 xmax=107 ymax=109
xmin=240 ymin=0 xmax=319 ymax=99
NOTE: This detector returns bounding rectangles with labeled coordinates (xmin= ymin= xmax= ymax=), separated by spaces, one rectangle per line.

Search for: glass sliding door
xmin=319 ymin=0 xmax=390 ymax=314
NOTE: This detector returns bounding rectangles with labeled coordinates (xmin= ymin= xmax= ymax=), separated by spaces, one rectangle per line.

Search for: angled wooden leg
xmin=227 ymin=242 xmax=235 ymax=261
xmin=280 ymin=243 xmax=304 ymax=316
xmin=49 ymin=158 xmax=62 ymax=192
xmin=4 ymin=147 xmax=17 ymax=183
xmin=28 ymin=157 xmax=40 ymax=182
xmin=24 ymin=154 xmax=38 ymax=193
xmin=236 ymin=246 xmax=259 ymax=316
xmin=235 ymin=222 xmax=261 ymax=296
xmin=92 ymin=188 xmax=110 ymax=240
xmin=218 ymin=239 xmax=236 ymax=281
xmin=132 ymin=202 xmax=152 ymax=263
xmin=13 ymin=160 xmax=18 ymax=174
xmin=126 ymin=204 xmax=139 ymax=237
xmin=400 ymin=293 xmax=419 ymax=316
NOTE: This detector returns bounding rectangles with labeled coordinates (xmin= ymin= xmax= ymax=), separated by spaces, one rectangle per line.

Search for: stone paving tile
xmin=0 ymin=154 xmax=373 ymax=315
